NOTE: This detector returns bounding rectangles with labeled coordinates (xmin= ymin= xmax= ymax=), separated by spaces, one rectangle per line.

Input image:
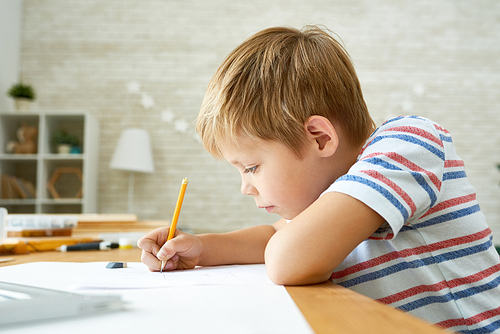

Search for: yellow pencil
xmin=161 ymin=177 xmax=188 ymax=273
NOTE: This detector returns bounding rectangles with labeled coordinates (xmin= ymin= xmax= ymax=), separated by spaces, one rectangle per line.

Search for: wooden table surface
xmin=0 ymin=248 xmax=450 ymax=334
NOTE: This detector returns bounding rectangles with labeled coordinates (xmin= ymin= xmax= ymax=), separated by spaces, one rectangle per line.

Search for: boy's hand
xmin=137 ymin=227 xmax=203 ymax=272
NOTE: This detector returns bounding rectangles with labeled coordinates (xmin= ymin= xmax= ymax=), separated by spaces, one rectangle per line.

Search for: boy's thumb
xmin=157 ymin=247 xmax=167 ymax=260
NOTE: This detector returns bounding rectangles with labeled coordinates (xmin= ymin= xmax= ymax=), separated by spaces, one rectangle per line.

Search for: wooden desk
xmin=0 ymin=248 xmax=449 ymax=334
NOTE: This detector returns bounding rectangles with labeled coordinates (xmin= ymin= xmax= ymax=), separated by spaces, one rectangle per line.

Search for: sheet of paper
xmin=73 ymin=262 xmax=275 ymax=289
xmin=0 ymin=262 xmax=274 ymax=290
xmin=0 ymin=262 xmax=314 ymax=334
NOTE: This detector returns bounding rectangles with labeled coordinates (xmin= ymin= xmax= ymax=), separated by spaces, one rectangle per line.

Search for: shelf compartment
xmin=0 ymin=114 xmax=40 ymax=155
xmin=0 ymin=160 xmax=37 ymax=200
xmin=43 ymin=114 xmax=85 ymax=154
xmin=42 ymin=160 xmax=83 ymax=201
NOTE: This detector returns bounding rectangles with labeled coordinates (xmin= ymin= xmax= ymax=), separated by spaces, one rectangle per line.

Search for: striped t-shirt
xmin=324 ymin=116 xmax=500 ymax=333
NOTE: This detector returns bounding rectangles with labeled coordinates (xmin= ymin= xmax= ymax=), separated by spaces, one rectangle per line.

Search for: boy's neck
xmin=325 ymin=132 xmax=367 ymax=185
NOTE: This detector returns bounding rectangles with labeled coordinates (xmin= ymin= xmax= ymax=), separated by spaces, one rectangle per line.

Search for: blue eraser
xmin=106 ymin=262 xmax=127 ymax=269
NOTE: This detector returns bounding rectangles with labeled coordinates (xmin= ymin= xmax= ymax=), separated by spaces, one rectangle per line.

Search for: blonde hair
xmin=196 ymin=25 xmax=374 ymax=159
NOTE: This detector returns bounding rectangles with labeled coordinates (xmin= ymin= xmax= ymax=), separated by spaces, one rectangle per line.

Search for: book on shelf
xmin=1 ymin=174 xmax=36 ymax=199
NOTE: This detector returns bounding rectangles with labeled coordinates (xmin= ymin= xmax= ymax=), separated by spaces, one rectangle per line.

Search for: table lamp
xmin=109 ymin=128 xmax=155 ymax=213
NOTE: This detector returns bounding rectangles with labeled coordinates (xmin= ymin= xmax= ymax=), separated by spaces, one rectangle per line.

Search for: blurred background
xmin=0 ymin=0 xmax=499 ymax=240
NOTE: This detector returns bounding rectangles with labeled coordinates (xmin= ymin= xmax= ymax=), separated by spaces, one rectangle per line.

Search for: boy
xmin=138 ymin=26 xmax=500 ymax=333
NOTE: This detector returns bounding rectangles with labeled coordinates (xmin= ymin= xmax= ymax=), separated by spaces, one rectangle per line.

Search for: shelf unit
xmin=0 ymin=112 xmax=99 ymax=214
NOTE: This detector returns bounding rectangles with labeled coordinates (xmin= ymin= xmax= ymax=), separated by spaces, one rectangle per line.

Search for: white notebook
xmin=0 ymin=281 xmax=123 ymax=326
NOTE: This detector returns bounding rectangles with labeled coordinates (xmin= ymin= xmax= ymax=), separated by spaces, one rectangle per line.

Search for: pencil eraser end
xmin=106 ymin=261 xmax=127 ymax=269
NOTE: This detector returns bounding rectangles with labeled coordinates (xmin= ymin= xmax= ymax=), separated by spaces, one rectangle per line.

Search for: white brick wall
xmin=19 ymin=1 xmax=500 ymax=239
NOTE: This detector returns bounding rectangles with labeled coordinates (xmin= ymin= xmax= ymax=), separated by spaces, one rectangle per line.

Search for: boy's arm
xmin=197 ymin=224 xmax=278 ymax=265
xmin=138 ymin=223 xmax=279 ymax=271
xmin=265 ymin=191 xmax=385 ymax=285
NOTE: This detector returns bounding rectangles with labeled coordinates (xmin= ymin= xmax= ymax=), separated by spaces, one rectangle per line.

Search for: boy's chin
xmin=278 ymin=212 xmax=296 ymax=221
xmin=262 ymin=206 xmax=297 ymax=220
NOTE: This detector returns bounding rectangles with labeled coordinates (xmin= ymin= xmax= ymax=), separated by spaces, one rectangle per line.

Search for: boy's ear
xmin=304 ymin=116 xmax=339 ymax=157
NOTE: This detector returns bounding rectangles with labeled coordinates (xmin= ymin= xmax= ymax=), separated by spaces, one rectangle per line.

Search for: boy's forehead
xmin=219 ymin=136 xmax=268 ymax=163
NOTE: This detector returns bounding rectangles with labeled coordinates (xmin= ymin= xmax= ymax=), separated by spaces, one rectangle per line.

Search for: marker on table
xmin=160 ymin=177 xmax=188 ymax=273
xmin=59 ymin=241 xmax=119 ymax=252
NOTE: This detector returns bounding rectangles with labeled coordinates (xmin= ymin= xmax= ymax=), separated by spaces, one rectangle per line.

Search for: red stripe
xmin=331 ymin=228 xmax=492 ymax=279
xmin=363 ymin=152 xmax=441 ymax=190
xmin=368 ymin=232 xmax=395 ymax=240
xmin=435 ymin=305 xmax=500 ymax=329
xmin=444 ymin=160 xmax=464 ymax=168
xmin=434 ymin=124 xmax=450 ymax=134
xmin=377 ymin=263 xmax=500 ymax=304
xmin=359 ymin=125 xmax=443 ymax=156
xmin=386 ymin=126 xmax=443 ymax=147
xmin=421 ymin=193 xmax=476 ymax=219
xmin=361 ymin=169 xmax=417 ymax=216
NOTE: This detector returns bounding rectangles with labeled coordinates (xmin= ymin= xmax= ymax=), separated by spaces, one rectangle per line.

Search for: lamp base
xmin=127 ymin=172 xmax=135 ymax=214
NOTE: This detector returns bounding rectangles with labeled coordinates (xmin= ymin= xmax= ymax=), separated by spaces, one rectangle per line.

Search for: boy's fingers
xmin=163 ymin=255 xmax=180 ymax=271
xmin=156 ymin=231 xmax=186 ymax=260
xmin=137 ymin=227 xmax=171 ymax=252
xmin=138 ymin=228 xmax=190 ymax=271
xmin=157 ymin=246 xmax=167 ymax=260
xmin=137 ymin=236 xmax=158 ymax=252
xmin=140 ymin=249 xmax=163 ymax=271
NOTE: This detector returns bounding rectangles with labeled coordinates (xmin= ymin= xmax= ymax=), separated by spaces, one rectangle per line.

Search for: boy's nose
xmin=241 ymin=180 xmax=258 ymax=196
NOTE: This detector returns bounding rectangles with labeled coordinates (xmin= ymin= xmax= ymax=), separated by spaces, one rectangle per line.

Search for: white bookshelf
xmin=0 ymin=112 xmax=99 ymax=214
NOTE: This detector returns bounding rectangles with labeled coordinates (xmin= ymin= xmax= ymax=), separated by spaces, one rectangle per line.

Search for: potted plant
xmin=7 ymin=82 xmax=36 ymax=112
xmin=53 ymin=130 xmax=80 ymax=154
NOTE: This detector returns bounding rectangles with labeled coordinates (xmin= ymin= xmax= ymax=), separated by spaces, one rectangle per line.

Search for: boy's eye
xmin=244 ymin=166 xmax=258 ymax=174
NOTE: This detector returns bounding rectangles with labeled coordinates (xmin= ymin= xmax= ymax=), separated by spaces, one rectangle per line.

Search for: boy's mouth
xmin=260 ymin=206 xmax=275 ymax=213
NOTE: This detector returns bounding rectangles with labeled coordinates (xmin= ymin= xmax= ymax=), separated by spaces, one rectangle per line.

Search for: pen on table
xmin=58 ymin=241 xmax=119 ymax=252
xmin=161 ymin=177 xmax=188 ymax=273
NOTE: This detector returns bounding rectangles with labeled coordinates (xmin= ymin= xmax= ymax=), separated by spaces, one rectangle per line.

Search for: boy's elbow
xmin=265 ymin=254 xmax=331 ymax=286
xmin=266 ymin=266 xmax=304 ymax=286
xmin=265 ymin=262 xmax=289 ymax=285
xmin=264 ymin=231 xmax=333 ymax=285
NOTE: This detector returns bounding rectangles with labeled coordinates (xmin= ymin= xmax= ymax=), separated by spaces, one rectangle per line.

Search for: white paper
xmin=0 ymin=262 xmax=314 ymax=334
xmin=0 ymin=262 xmax=274 ymax=290
xmin=72 ymin=262 xmax=275 ymax=289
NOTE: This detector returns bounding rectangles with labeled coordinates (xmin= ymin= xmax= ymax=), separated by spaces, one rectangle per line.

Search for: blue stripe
xmin=381 ymin=116 xmax=405 ymax=126
xmin=397 ymin=275 xmax=500 ymax=313
xmin=335 ymin=237 xmax=493 ymax=288
xmin=407 ymin=169 xmax=438 ymax=207
xmin=461 ymin=319 xmax=500 ymax=334
xmin=336 ymin=174 xmax=409 ymax=221
xmin=364 ymin=157 xmax=402 ymax=172
xmin=397 ymin=292 xmax=454 ymax=312
xmin=405 ymin=116 xmax=452 ymax=142
xmin=413 ymin=204 xmax=481 ymax=230
xmin=443 ymin=171 xmax=467 ymax=181
xmin=408 ymin=115 xmax=431 ymax=122
xmin=453 ymin=275 xmax=500 ymax=300
xmin=368 ymin=134 xmax=445 ymax=160
xmin=364 ymin=157 xmax=438 ymax=207
xmin=440 ymin=134 xmax=453 ymax=142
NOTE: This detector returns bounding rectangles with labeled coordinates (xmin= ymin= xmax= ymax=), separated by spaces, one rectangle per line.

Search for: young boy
xmin=138 ymin=26 xmax=500 ymax=333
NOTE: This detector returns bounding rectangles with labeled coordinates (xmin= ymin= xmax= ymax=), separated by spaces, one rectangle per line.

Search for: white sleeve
xmin=323 ymin=116 xmax=446 ymax=239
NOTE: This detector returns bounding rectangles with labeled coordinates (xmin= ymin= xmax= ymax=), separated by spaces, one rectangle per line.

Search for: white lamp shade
xmin=109 ymin=128 xmax=155 ymax=173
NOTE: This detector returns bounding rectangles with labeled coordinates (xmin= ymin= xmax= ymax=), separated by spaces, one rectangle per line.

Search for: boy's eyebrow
xmin=228 ymin=156 xmax=254 ymax=166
